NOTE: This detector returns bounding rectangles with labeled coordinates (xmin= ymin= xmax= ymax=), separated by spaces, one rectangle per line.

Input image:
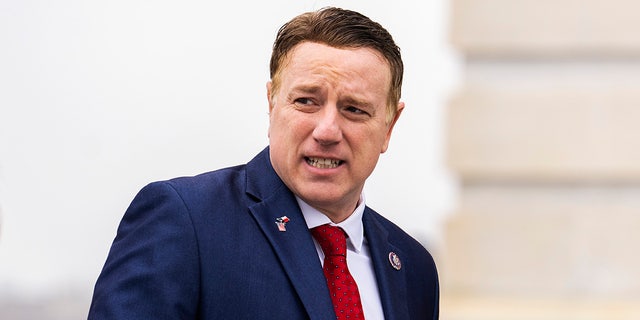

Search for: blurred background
xmin=443 ymin=0 xmax=640 ymax=319
xmin=2 ymin=0 xmax=640 ymax=319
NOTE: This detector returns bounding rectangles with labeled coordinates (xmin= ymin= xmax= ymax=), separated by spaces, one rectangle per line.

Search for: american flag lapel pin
xmin=275 ymin=216 xmax=290 ymax=232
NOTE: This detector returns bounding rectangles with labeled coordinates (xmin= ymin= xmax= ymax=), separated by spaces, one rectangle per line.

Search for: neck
xmin=316 ymin=200 xmax=360 ymax=223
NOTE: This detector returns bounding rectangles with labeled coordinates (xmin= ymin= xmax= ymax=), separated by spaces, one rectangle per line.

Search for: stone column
xmin=442 ymin=1 xmax=640 ymax=319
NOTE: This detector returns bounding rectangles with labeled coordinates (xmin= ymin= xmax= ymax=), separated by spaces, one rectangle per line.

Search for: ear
xmin=266 ymin=81 xmax=275 ymax=113
xmin=380 ymin=101 xmax=405 ymax=153
xmin=267 ymin=81 xmax=275 ymax=138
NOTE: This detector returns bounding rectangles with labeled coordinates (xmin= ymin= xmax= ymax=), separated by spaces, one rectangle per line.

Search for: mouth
xmin=305 ymin=157 xmax=343 ymax=169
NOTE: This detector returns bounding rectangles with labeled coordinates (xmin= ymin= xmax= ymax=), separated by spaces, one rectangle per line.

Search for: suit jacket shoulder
xmin=363 ymin=208 xmax=440 ymax=320
xmin=89 ymin=148 xmax=333 ymax=320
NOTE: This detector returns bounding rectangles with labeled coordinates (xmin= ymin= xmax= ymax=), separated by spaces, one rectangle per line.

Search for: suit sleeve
xmin=88 ymin=182 xmax=200 ymax=320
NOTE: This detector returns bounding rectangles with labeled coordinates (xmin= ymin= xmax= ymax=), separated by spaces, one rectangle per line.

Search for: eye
xmin=345 ymin=106 xmax=367 ymax=115
xmin=294 ymin=98 xmax=314 ymax=105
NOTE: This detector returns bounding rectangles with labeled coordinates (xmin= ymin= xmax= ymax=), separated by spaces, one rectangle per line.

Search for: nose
xmin=312 ymin=107 xmax=342 ymax=145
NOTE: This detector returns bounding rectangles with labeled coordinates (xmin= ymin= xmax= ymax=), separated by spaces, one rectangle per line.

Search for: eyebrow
xmin=342 ymin=96 xmax=374 ymax=110
xmin=290 ymin=84 xmax=324 ymax=95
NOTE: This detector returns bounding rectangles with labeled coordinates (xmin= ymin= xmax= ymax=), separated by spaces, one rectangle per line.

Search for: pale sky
xmin=0 ymin=0 xmax=460 ymax=297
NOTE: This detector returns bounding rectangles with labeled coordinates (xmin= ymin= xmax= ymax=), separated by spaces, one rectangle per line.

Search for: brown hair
xmin=269 ymin=7 xmax=403 ymax=122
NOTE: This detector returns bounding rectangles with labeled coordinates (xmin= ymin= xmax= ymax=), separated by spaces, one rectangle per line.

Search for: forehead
xmin=279 ymin=42 xmax=391 ymax=93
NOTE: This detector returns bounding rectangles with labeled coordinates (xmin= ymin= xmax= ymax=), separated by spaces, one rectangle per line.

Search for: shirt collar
xmin=296 ymin=194 xmax=366 ymax=253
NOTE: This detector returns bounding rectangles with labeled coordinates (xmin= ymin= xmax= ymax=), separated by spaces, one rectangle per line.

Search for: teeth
xmin=306 ymin=157 xmax=341 ymax=169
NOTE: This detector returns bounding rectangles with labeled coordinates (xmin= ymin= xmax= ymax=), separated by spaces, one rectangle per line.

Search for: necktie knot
xmin=311 ymin=224 xmax=346 ymax=257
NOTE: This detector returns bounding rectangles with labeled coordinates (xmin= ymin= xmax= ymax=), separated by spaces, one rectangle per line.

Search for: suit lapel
xmin=245 ymin=148 xmax=411 ymax=319
xmin=245 ymin=149 xmax=335 ymax=320
xmin=363 ymin=209 xmax=410 ymax=320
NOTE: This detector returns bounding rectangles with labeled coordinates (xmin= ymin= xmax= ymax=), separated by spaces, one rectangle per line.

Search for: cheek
xmin=362 ymin=129 xmax=392 ymax=155
xmin=271 ymin=113 xmax=289 ymax=136
xmin=270 ymin=110 xmax=302 ymax=146
xmin=278 ymin=111 xmax=314 ymax=135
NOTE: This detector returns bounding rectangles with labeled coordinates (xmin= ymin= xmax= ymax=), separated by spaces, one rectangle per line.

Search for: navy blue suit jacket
xmin=89 ymin=148 xmax=439 ymax=319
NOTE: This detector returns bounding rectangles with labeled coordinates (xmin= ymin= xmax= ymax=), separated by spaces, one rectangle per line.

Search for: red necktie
xmin=311 ymin=224 xmax=364 ymax=319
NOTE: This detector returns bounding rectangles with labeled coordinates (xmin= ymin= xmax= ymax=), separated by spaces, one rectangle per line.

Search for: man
xmin=89 ymin=7 xmax=439 ymax=320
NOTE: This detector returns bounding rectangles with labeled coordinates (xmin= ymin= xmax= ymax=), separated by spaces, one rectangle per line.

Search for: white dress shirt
xmin=296 ymin=194 xmax=385 ymax=320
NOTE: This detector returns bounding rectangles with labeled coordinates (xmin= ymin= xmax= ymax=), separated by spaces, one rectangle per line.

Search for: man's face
xmin=267 ymin=42 xmax=403 ymax=222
